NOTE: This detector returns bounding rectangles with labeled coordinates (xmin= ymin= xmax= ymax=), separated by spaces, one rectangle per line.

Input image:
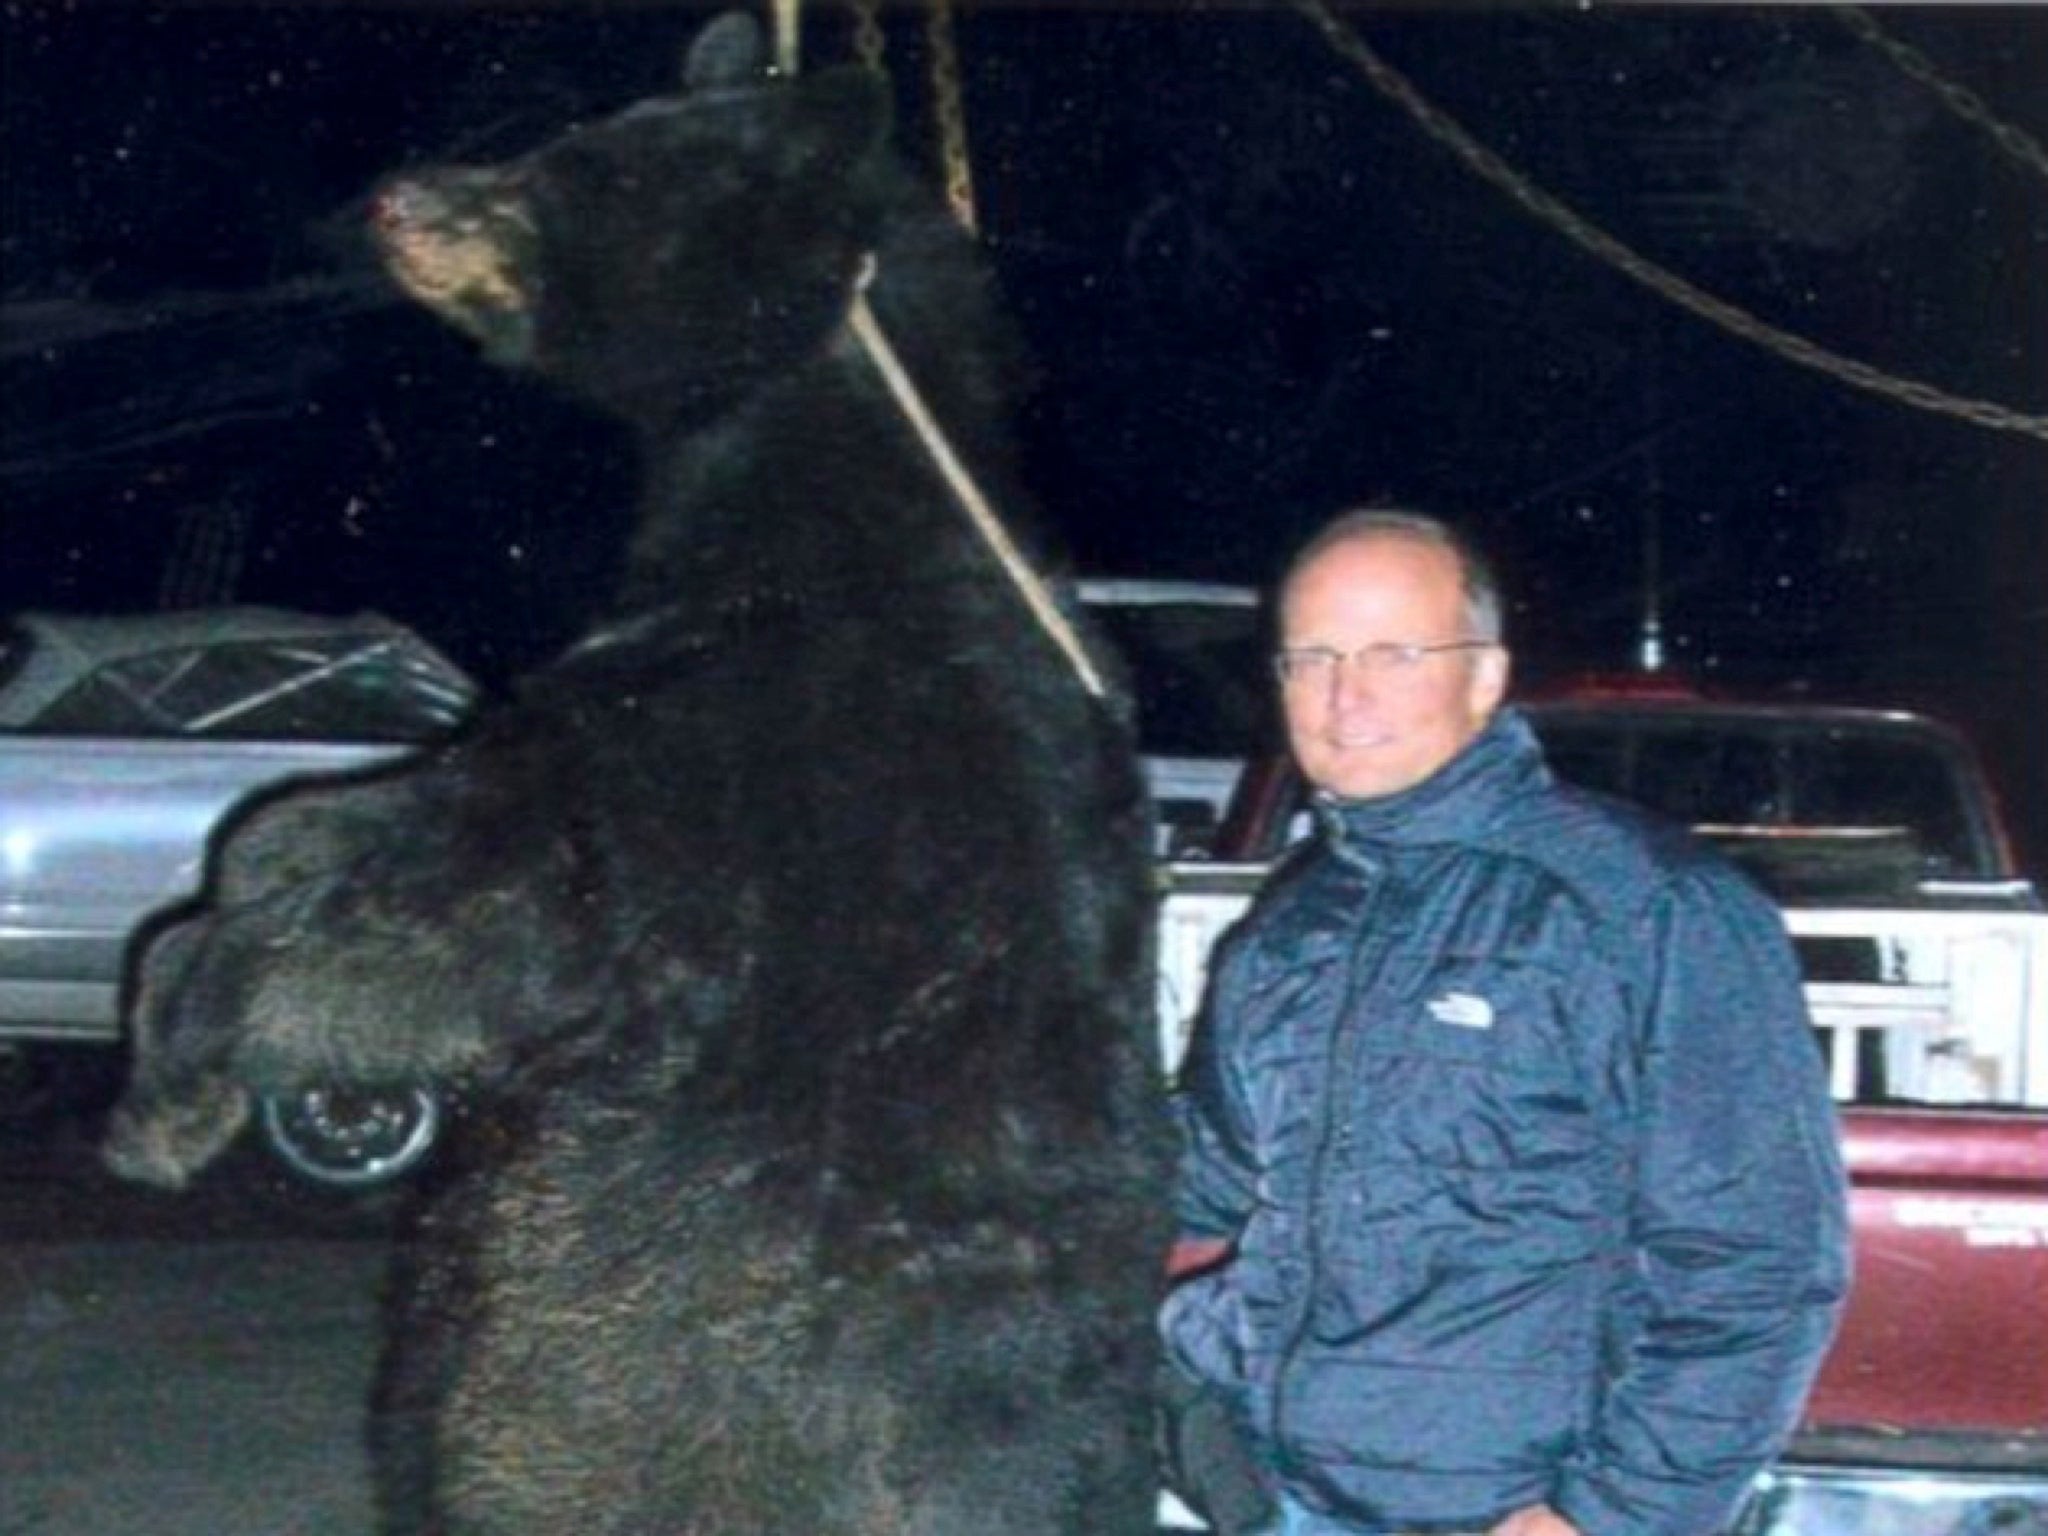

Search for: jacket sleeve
xmin=1555 ymin=863 xmax=1852 ymax=1536
xmin=1171 ymin=932 xmax=1263 ymax=1243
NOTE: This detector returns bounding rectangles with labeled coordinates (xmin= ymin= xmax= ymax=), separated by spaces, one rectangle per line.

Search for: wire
xmin=1287 ymin=0 xmax=2048 ymax=446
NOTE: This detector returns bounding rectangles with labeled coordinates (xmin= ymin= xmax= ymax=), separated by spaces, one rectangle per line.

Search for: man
xmin=1161 ymin=510 xmax=1850 ymax=1536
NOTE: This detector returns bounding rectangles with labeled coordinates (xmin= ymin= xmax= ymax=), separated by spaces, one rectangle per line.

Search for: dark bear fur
xmin=103 ymin=15 xmax=1171 ymax=1534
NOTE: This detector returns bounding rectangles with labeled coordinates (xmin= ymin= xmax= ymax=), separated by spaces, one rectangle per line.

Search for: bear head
xmin=371 ymin=12 xmax=893 ymax=430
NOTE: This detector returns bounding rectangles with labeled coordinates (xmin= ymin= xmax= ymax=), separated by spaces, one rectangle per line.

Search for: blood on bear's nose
xmin=370 ymin=181 xmax=426 ymax=232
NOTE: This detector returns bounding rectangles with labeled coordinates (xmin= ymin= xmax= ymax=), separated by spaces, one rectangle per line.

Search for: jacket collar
xmin=1312 ymin=707 xmax=1549 ymax=855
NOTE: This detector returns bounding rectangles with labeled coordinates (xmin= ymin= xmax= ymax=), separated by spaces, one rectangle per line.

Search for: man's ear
xmin=1474 ymin=644 xmax=1512 ymax=717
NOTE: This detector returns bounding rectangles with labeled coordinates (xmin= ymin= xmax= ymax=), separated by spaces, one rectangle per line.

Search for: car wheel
xmin=256 ymin=1082 xmax=440 ymax=1188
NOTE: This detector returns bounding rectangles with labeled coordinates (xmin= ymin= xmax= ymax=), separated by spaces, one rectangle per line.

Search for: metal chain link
xmin=928 ymin=0 xmax=981 ymax=234
xmin=847 ymin=0 xmax=885 ymax=75
xmin=1835 ymin=5 xmax=2048 ymax=184
xmin=1287 ymin=0 xmax=2048 ymax=445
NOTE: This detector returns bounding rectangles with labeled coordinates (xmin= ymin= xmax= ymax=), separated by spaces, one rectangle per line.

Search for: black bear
xmin=103 ymin=13 xmax=1171 ymax=1535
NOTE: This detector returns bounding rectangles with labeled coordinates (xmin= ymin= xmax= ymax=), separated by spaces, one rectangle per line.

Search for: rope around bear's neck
xmin=844 ymin=254 xmax=1109 ymax=700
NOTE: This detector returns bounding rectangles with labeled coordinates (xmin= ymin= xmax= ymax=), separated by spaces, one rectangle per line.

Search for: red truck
xmin=1156 ymin=692 xmax=2048 ymax=1536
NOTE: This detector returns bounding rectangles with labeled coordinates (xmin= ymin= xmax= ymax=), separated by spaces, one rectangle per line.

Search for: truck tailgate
xmin=1807 ymin=1107 xmax=2048 ymax=1448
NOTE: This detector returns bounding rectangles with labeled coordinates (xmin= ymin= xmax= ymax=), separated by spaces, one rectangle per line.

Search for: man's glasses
xmin=1273 ymin=640 xmax=1493 ymax=686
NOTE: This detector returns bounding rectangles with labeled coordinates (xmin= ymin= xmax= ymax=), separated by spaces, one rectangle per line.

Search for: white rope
xmin=845 ymin=256 xmax=1108 ymax=699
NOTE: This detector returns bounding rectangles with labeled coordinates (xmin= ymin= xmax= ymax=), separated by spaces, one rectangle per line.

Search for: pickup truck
xmin=1078 ymin=578 xmax=1262 ymax=857
xmin=1155 ymin=692 xmax=2048 ymax=1536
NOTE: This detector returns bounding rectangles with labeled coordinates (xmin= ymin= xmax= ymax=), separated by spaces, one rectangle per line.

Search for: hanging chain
xmin=1287 ymin=0 xmax=2048 ymax=445
xmin=847 ymin=0 xmax=886 ymax=76
xmin=1835 ymin=6 xmax=2048 ymax=185
xmin=927 ymin=0 xmax=980 ymax=234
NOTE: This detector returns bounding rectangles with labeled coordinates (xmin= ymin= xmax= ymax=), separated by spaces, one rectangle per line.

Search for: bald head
xmin=1275 ymin=511 xmax=1510 ymax=799
xmin=1278 ymin=509 xmax=1504 ymax=646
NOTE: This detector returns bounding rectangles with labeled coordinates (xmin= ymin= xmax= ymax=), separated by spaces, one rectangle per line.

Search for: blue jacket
xmin=1164 ymin=710 xmax=1850 ymax=1536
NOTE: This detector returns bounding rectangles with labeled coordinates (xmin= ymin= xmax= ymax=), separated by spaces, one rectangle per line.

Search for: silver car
xmin=0 ymin=606 xmax=476 ymax=1186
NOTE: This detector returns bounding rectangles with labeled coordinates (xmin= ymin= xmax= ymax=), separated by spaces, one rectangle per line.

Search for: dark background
xmin=3 ymin=1 xmax=2043 ymax=869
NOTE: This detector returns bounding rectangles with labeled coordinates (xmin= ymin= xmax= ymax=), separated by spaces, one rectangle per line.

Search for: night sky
xmin=3 ymin=2 xmax=2044 ymax=864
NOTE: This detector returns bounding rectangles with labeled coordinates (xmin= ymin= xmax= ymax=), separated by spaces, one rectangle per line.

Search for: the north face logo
xmin=1426 ymin=991 xmax=1496 ymax=1030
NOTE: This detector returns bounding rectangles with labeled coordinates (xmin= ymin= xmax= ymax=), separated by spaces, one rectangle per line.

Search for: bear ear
xmin=684 ymin=11 xmax=767 ymax=93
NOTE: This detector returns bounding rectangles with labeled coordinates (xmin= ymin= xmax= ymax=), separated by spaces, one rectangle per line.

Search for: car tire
xmin=256 ymin=1081 xmax=441 ymax=1189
